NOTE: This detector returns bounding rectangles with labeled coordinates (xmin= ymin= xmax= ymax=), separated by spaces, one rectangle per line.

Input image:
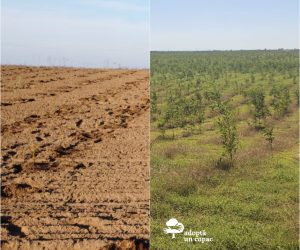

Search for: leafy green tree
xmin=263 ymin=127 xmax=275 ymax=152
xmin=270 ymin=85 xmax=291 ymax=116
xmin=151 ymin=91 xmax=158 ymax=114
xmin=216 ymin=104 xmax=239 ymax=164
xmin=157 ymin=119 xmax=166 ymax=138
xmin=164 ymin=97 xmax=181 ymax=139
xmin=205 ymin=89 xmax=223 ymax=112
xmin=249 ymin=88 xmax=270 ymax=129
xmin=194 ymin=92 xmax=205 ymax=132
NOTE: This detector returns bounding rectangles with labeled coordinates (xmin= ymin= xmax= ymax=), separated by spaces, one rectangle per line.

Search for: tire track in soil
xmin=1 ymin=66 xmax=150 ymax=250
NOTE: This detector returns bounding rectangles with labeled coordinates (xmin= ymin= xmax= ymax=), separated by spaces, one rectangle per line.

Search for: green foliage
xmin=157 ymin=118 xmax=166 ymax=137
xmin=151 ymin=50 xmax=299 ymax=250
xmin=263 ymin=127 xmax=275 ymax=151
xmin=151 ymin=50 xmax=299 ymax=79
xmin=205 ymin=89 xmax=222 ymax=111
xmin=193 ymin=91 xmax=205 ymax=128
xmin=160 ymin=91 xmax=206 ymax=137
xmin=216 ymin=104 xmax=239 ymax=163
xmin=270 ymin=85 xmax=291 ymax=116
xmin=248 ymin=88 xmax=270 ymax=129
xmin=151 ymin=91 xmax=158 ymax=114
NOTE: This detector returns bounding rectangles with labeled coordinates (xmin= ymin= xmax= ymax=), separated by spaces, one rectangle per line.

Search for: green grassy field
xmin=150 ymin=50 xmax=299 ymax=249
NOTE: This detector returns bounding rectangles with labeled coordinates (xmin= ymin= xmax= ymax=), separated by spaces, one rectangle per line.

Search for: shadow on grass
xmin=215 ymin=158 xmax=234 ymax=171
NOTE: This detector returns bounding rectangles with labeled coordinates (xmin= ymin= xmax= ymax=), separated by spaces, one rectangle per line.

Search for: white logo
xmin=163 ymin=218 xmax=184 ymax=239
xmin=163 ymin=218 xmax=214 ymax=243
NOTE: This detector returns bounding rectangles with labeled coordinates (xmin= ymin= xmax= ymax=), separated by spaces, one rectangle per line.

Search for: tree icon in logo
xmin=163 ymin=218 xmax=184 ymax=239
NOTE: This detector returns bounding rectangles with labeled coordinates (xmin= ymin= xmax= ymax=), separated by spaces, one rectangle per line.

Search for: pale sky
xmin=151 ymin=0 xmax=299 ymax=51
xmin=2 ymin=0 xmax=298 ymax=68
xmin=1 ymin=0 xmax=149 ymax=68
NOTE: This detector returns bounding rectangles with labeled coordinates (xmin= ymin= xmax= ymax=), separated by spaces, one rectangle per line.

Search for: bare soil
xmin=1 ymin=66 xmax=149 ymax=250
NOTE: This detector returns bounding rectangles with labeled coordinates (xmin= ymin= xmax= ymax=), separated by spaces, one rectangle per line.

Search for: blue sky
xmin=151 ymin=0 xmax=299 ymax=51
xmin=2 ymin=0 xmax=149 ymax=68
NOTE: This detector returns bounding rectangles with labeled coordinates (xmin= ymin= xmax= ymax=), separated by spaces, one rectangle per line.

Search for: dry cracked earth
xmin=1 ymin=66 xmax=150 ymax=250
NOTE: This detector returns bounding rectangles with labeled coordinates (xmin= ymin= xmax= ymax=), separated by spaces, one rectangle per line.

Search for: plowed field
xmin=1 ymin=66 xmax=149 ymax=250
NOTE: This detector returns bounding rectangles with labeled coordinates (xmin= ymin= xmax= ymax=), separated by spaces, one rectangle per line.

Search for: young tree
xmin=217 ymin=104 xmax=239 ymax=165
xmin=194 ymin=92 xmax=205 ymax=132
xmin=270 ymin=85 xmax=291 ymax=117
xmin=151 ymin=91 xmax=158 ymax=121
xmin=164 ymin=97 xmax=180 ymax=139
xmin=249 ymin=88 xmax=270 ymax=129
xmin=263 ymin=127 xmax=275 ymax=152
xmin=151 ymin=91 xmax=158 ymax=112
xmin=157 ymin=118 xmax=166 ymax=138
xmin=205 ymin=89 xmax=222 ymax=111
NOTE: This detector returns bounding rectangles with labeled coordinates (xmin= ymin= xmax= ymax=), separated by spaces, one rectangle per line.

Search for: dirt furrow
xmin=1 ymin=66 xmax=149 ymax=250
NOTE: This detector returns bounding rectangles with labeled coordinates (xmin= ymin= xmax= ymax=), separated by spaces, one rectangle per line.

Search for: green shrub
xmin=270 ymin=85 xmax=291 ymax=116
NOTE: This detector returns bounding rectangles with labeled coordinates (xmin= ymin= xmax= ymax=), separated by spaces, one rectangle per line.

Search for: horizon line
xmin=1 ymin=63 xmax=149 ymax=70
xmin=151 ymin=48 xmax=299 ymax=52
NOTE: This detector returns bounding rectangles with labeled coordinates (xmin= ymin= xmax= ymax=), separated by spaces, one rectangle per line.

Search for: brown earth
xmin=0 ymin=66 xmax=150 ymax=250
